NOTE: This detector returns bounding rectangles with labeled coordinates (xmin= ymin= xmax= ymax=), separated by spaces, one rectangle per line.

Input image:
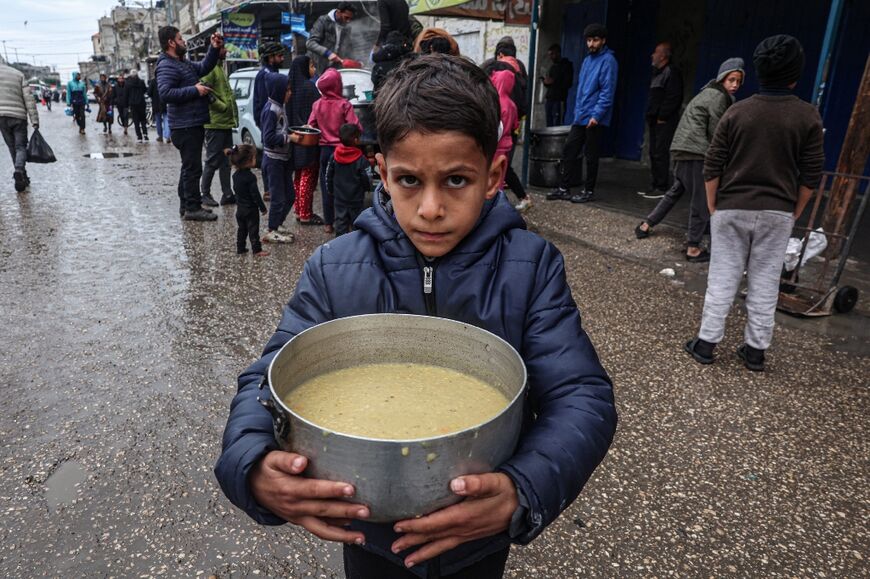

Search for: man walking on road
xmin=156 ymin=25 xmax=222 ymax=222
xmin=66 ymin=71 xmax=87 ymax=134
xmin=113 ymin=73 xmax=130 ymax=135
xmin=0 ymin=60 xmax=39 ymax=192
xmin=306 ymin=2 xmax=356 ymax=73
xmin=200 ymin=47 xmax=238 ymax=207
xmin=547 ymin=23 xmax=617 ymax=204
xmin=639 ymin=42 xmax=683 ymax=198
xmin=542 ymin=44 xmax=574 ymax=127
xmin=127 ymin=69 xmax=149 ymax=143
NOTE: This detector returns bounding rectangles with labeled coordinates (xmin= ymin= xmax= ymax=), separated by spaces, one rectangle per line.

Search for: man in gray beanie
xmin=685 ymin=34 xmax=824 ymax=372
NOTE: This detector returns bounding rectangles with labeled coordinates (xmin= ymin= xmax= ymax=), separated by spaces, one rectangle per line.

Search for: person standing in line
xmin=491 ymin=69 xmax=532 ymax=212
xmin=66 ymin=71 xmax=87 ymax=134
xmin=635 ymin=58 xmax=745 ymax=262
xmin=308 ymin=68 xmax=361 ymax=234
xmin=156 ymin=25 xmax=222 ymax=222
xmin=306 ymin=2 xmax=356 ymax=74
xmin=113 ymin=74 xmax=129 ymax=135
xmin=253 ymin=42 xmax=285 ymax=203
xmin=0 ymin=60 xmax=39 ymax=192
xmin=94 ymin=73 xmax=114 ymax=134
xmin=546 ymin=24 xmax=617 ymax=204
xmin=375 ymin=0 xmax=411 ymax=47
xmin=288 ymin=55 xmax=324 ymax=226
xmin=148 ymin=74 xmax=169 ymax=143
xmin=685 ymin=35 xmax=824 ymax=372
xmin=260 ymin=72 xmax=303 ymax=243
xmin=325 ymin=123 xmax=370 ymax=236
xmin=200 ymin=46 xmax=238 ymax=207
xmin=127 ymin=69 xmax=149 ymax=142
xmin=542 ymin=44 xmax=574 ymax=127
xmin=639 ymin=42 xmax=683 ymax=198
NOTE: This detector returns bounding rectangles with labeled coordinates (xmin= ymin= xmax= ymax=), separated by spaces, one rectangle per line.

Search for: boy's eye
xmin=397 ymin=175 xmax=419 ymax=187
xmin=446 ymin=175 xmax=468 ymax=188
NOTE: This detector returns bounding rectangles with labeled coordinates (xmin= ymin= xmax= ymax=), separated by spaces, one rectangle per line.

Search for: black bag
xmin=26 ymin=129 xmax=57 ymax=164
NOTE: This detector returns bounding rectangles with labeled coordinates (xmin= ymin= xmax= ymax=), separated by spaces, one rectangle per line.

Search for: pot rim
xmin=267 ymin=313 xmax=528 ymax=444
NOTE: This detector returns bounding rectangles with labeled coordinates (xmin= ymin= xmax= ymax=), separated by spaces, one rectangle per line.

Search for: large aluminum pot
xmin=261 ymin=314 xmax=526 ymax=522
xmin=530 ymin=125 xmax=571 ymax=160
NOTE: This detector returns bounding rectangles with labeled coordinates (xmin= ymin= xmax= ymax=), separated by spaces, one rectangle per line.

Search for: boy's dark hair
xmin=224 ymin=144 xmax=257 ymax=167
xmin=375 ymin=54 xmax=500 ymax=161
xmin=339 ymin=123 xmax=362 ymax=146
xmin=336 ymin=1 xmax=356 ymax=13
xmin=496 ymin=43 xmax=517 ymax=58
xmin=159 ymin=26 xmax=179 ymax=51
xmin=420 ymin=37 xmax=452 ymax=55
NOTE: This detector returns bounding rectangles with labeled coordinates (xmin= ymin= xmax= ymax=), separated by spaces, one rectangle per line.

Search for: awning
xmin=410 ymin=0 xmax=531 ymax=25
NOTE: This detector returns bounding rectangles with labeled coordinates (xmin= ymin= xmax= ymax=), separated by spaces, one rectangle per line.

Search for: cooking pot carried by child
xmin=289 ymin=126 xmax=321 ymax=147
xmin=259 ymin=314 xmax=527 ymax=522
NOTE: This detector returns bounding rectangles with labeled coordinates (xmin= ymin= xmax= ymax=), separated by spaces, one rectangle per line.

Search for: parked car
xmin=230 ymin=67 xmax=374 ymax=151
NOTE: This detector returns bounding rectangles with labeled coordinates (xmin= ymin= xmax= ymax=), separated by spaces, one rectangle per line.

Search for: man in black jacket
xmin=641 ymin=42 xmax=683 ymax=198
xmin=113 ymin=74 xmax=129 ymax=135
xmin=542 ymin=44 xmax=573 ymax=126
xmin=127 ymin=69 xmax=149 ymax=142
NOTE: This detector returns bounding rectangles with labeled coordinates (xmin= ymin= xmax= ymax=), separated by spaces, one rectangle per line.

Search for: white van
xmin=230 ymin=67 xmax=373 ymax=150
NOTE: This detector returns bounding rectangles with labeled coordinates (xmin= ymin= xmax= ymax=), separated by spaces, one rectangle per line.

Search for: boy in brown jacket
xmin=685 ymin=35 xmax=824 ymax=371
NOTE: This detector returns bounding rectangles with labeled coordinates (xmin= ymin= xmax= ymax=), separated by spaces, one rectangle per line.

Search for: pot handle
xmin=257 ymin=376 xmax=291 ymax=440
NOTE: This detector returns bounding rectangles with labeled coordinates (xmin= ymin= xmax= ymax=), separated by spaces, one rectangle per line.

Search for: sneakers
xmin=276 ymin=224 xmax=294 ymax=236
xmin=143 ymin=134 xmax=149 ymax=141
xmin=635 ymin=222 xmax=651 ymax=239
xmin=156 ymin=137 xmax=163 ymax=143
xmin=13 ymin=171 xmax=27 ymax=192
xmin=514 ymin=197 xmax=533 ymax=212
xmin=736 ymin=344 xmax=765 ymax=371
xmin=201 ymin=194 xmax=219 ymax=207
xmin=220 ymin=194 xmax=237 ymax=206
xmin=262 ymin=230 xmax=294 ymax=243
xmin=184 ymin=209 xmax=218 ymax=221
xmin=570 ymin=190 xmax=595 ymax=203
xmin=546 ymin=188 xmax=570 ymax=201
xmin=684 ymin=338 xmax=715 ymax=364
xmin=137 ymin=138 xmax=143 ymax=144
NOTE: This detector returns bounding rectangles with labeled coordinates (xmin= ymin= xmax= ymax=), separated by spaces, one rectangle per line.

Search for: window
xmin=234 ymin=78 xmax=252 ymax=99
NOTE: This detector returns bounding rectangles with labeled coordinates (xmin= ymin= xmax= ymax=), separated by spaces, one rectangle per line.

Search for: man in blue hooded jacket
xmin=156 ymin=25 xmax=222 ymax=222
xmin=215 ymin=54 xmax=616 ymax=579
xmin=547 ymin=23 xmax=617 ymax=204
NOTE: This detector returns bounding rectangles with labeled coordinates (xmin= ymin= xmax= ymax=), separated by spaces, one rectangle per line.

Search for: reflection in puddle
xmin=45 ymin=460 xmax=88 ymax=511
xmin=83 ymin=152 xmax=136 ymax=159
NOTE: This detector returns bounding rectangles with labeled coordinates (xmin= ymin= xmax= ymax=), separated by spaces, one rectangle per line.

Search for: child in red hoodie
xmin=308 ymin=68 xmax=361 ymax=233
xmin=491 ymin=69 xmax=531 ymax=212
xmin=326 ymin=123 xmax=371 ymax=236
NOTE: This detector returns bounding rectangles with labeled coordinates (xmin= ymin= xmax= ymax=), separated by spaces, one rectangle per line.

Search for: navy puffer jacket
xmin=214 ymin=188 xmax=617 ymax=576
xmin=156 ymin=45 xmax=218 ymax=130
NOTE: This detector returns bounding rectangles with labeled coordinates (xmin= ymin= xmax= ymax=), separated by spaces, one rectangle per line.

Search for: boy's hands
xmin=250 ymin=451 xmax=369 ymax=544
xmin=390 ymin=472 xmax=518 ymax=568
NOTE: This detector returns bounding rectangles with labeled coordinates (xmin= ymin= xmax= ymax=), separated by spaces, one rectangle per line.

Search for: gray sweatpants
xmin=698 ymin=209 xmax=794 ymax=350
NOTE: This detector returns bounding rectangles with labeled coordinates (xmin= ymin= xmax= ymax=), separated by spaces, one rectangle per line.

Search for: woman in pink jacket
xmin=308 ymin=68 xmax=361 ymax=233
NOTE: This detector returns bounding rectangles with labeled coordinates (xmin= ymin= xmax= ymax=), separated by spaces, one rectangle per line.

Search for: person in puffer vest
xmin=215 ymin=54 xmax=617 ymax=579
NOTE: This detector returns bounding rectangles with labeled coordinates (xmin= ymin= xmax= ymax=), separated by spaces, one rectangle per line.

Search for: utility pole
xmin=1 ymin=40 xmax=8 ymax=63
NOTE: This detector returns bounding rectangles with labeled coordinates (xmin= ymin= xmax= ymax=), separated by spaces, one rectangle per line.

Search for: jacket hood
xmin=491 ymin=69 xmax=515 ymax=98
xmin=334 ymin=144 xmax=363 ymax=164
xmin=315 ymin=68 xmax=342 ymax=99
xmin=265 ymin=71 xmax=289 ymax=103
xmin=72 ymin=72 xmax=80 ymax=80
xmin=355 ymin=184 xmax=526 ymax=257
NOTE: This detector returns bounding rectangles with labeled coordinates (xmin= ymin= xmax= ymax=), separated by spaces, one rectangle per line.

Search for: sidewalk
xmin=516 ymin=159 xmax=870 ymax=355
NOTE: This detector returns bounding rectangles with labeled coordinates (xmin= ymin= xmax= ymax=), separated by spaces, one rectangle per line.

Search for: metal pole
xmin=1 ymin=41 xmax=8 ymax=63
xmin=812 ymin=0 xmax=844 ymax=107
xmin=521 ymin=0 xmax=540 ymax=187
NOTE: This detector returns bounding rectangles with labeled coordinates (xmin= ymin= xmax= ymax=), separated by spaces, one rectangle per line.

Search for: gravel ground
xmin=0 ymin=111 xmax=866 ymax=578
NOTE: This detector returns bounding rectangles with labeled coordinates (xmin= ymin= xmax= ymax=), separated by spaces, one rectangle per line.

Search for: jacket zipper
xmin=416 ymin=254 xmax=438 ymax=316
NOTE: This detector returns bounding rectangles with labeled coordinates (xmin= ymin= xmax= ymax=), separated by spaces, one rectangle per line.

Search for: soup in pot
xmin=285 ymin=363 xmax=509 ymax=439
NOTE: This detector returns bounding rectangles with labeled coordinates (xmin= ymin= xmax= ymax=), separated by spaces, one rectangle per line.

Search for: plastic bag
xmin=783 ymin=227 xmax=827 ymax=272
xmin=64 ymin=107 xmax=73 ymax=116
xmin=26 ymin=129 xmax=57 ymax=164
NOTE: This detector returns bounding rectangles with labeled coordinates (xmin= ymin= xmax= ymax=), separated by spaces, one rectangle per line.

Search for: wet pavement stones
xmin=1 ymin=112 xmax=867 ymax=577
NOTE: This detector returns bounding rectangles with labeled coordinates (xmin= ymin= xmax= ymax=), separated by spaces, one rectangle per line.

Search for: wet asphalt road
xmin=0 ymin=110 xmax=867 ymax=578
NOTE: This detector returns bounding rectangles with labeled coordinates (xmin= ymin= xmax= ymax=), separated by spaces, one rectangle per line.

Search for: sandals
xmin=635 ymin=222 xmax=650 ymax=239
xmin=684 ymin=338 xmax=714 ymax=365
xmin=686 ymin=249 xmax=711 ymax=263
xmin=297 ymin=214 xmax=325 ymax=226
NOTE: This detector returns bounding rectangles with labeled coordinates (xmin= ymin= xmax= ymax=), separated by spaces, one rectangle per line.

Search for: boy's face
xmin=376 ymin=131 xmax=504 ymax=258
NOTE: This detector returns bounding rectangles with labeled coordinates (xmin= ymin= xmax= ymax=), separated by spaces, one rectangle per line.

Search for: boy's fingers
xmin=287 ymin=499 xmax=370 ymax=521
xmin=265 ymin=451 xmax=308 ymax=475
xmin=403 ymin=537 xmax=462 ymax=568
xmin=293 ymin=477 xmax=357 ymax=500
xmin=295 ymin=515 xmax=366 ymax=544
xmin=394 ymin=502 xmax=470 ymax=535
xmin=450 ymin=474 xmax=502 ymax=497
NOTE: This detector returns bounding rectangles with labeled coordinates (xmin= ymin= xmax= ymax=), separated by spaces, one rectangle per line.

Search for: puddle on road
xmin=83 ymin=152 xmax=136 ymax=159
xmin=45 ymin=460 xmax=88 ymax=512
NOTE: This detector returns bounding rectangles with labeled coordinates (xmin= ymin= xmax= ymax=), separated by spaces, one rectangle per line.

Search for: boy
xmin=215 ymin=55 xmax=617 ymax=578
xmin=685 ymin=35 xmax=824 ymax=371
xmin=327 ymin=123 xmax=371 ymax=236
